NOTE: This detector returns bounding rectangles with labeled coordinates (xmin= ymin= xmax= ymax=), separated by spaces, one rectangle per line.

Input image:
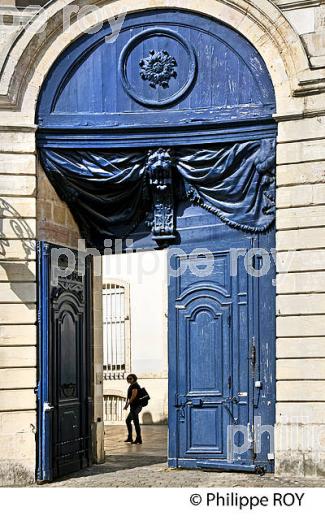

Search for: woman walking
xmin=124 ymin=374 xmax=143 ymax=444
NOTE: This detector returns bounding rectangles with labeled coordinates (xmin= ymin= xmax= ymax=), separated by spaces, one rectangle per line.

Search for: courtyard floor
xmin=38 ymin=425 xmax=325 ymax=488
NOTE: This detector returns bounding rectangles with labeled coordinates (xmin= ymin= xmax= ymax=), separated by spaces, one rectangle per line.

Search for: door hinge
xmin=248 ymin=422 xmax=258 ymax=458
xmin=34 ymin=383 xmax=40 ymax=398
xmin=248 ymin=422 xmax=254 ymax=448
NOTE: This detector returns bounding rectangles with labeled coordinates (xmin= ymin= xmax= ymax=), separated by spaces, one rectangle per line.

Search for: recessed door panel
xmin=189 ymin=408 xmax=224 ymax=453
xmin=188 ymin=308 xmax=224 ymax=393
xmin=59 ymin=312 xmax=79 ymax=400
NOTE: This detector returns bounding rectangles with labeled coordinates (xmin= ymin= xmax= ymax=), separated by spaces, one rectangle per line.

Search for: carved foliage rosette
xmin=139 ymin=50 xmax=177 ymax=89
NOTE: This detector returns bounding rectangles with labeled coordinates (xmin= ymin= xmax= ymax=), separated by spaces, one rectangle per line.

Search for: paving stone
xmin=30 ymin=426 xmax=325 ymax=488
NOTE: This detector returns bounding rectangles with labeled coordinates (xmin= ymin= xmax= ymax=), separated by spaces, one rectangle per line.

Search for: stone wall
xmin=0 ymin=131 xmax=37 ymax=485
xmin=275 ymin=117 xmax=325 ymax=476
xmin=37 ymin=163 xmax=81 ymax=248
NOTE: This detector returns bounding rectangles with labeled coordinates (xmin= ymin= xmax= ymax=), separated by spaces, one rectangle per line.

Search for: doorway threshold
xmin=197 ymin=462 xmax=263 ymax=474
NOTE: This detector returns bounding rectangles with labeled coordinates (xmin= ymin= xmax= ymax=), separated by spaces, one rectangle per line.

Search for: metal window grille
xmin=103 ymin=281 xmax=130 ymax=379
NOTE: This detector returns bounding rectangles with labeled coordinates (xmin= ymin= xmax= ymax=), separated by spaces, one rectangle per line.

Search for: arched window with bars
xmin=102 ymin=280 xmax=130 ymax=379
xmin=103 ymin=394 xmax=126 ymax=424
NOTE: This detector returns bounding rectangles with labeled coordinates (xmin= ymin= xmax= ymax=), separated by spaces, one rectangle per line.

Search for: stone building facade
xmin=0 ymin=0 xmax=325 ymax=485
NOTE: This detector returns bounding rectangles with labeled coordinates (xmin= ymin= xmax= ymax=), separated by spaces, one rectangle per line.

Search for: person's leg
xmin=125 ymin=411 xmax=133 ymax=441
xmin=131 ymin=406 xmax=142 ymax=442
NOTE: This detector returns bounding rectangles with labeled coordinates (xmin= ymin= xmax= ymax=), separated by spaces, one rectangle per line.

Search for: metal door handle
xmin=187 ymin=398 xmax=203 ymax=407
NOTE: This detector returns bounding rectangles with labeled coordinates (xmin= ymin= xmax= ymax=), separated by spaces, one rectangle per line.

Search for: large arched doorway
xmin=36 ymin=8 xmax=276 ymax=481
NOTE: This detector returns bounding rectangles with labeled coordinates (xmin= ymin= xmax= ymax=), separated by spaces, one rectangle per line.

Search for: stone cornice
xmin=274 ymin=0 xmax=321 ymax=10
xmin=274 ymin=107 xmax=325 ymax=121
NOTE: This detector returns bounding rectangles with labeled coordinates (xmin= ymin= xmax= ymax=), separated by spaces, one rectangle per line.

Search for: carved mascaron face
xmin=146 ymin=148 xmax=173 ymax=184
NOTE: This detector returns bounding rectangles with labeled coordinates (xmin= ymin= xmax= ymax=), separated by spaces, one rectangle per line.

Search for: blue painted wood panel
xmin=37 ymin=9 xmax=276 ymax=143
xmin=168 ymin=204 xmax=275 ymax=472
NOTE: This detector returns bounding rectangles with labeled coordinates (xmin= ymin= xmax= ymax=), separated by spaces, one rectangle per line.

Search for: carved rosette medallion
xmin=139 ymin=50 xmax=177 ymax=89
xmin=119 ymin=28 xmax=197 ymax=107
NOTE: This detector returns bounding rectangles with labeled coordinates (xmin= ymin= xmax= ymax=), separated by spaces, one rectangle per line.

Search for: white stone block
xmin=0 ymin=346 xmax=36 ymax=368
xmin=0 ymin=154 xmax=35 ymax=174
xmin=0 ymin=282 xmax=36 ymax=303
xmin=0 ymin=324 xmax=36 ymax=346
xmin=0 ymin=304 xmax=36 ymax=324
xmin=0 ymin=410 xmax=36 ymax=434
xmin=277 ymin=206 xmax=325 ymax=229
xmin=277 ymin=381 xmax=325 ymax=401
xmin=0 ymin=132 xmax=35 ymax=153
xmin=0 ymin=368 xmax=36 ymax=389
xmin=277 ymin=140 xmax=325 ymax=165
xmin=0 ymin=219 xmax=36 ymax=239
xmin=277 ymin=250 xmax=325 ymax=273
xmin=278 ymin=117 xmax=325 ymax=143
xmin=0 ymin=239 xmax=36 ymax=260
xmin=277 ymin=358 xmax=325 ymax=380
xmin=277 ymin=294 xmax=325 ymax=315
xmin=285 ymin=8 xmax=315 ymax=35
xmin=276 ymin=271 xmax=325 ymax=293
xmin=277 ymin=184 xmax=325 ymax=208
xmin=277 ymin=161 xmax=325 ymax=187
xmin=277 ymin=337 xmax=325 ymax=358
xmin=0 ymin=261 xmax=36 ymax=282
xmin=0 ymin=389 xmax=36 ymax=411
xmin=277 ymin=315 xmax=325 ymax=337
xmin=0 ymin=197 xmax=36 ymax=218
xmin=277 ymin=402 xmax=325 ymax=423
xmin=0 ymin=432 xmax=35 ymax=463
xmin=0 ymin=175 xmax=35 ymax=196
xmin=277 ymin=228 xmax=325 ymax=251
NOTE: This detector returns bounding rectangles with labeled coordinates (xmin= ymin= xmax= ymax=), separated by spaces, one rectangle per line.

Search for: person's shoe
xmin=131 ymin=438 xmax=142 ymax=444
xmin=124 ymin=438 xmax=133 ymax=442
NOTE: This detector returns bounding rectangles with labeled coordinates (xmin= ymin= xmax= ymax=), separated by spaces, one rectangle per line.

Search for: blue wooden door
xmin=36 ymin=8 xmax=277 ymax=476
xmin=168 ymin=205 xmax=275 ymax=472
xmin=37 ymin=242 xmax=92 ymax=481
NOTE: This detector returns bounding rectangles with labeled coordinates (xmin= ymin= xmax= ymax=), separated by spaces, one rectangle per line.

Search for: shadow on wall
xmin=0 ymin=198 xmax=36 ymax=309
xmin=142 ymin=412 xmax=168 ymax=425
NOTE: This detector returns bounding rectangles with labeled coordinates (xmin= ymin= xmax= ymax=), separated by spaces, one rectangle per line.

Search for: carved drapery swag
xmin=39 ymin=139 xmax=275 ymax=246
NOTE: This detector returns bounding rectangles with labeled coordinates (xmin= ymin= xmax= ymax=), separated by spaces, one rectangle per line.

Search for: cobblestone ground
xmin=39 ymin=426 xmax=325 ymax=488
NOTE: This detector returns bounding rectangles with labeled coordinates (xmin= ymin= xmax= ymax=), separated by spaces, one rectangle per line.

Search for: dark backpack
xmin=138 ymin=387 xmax=150 ymax=407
